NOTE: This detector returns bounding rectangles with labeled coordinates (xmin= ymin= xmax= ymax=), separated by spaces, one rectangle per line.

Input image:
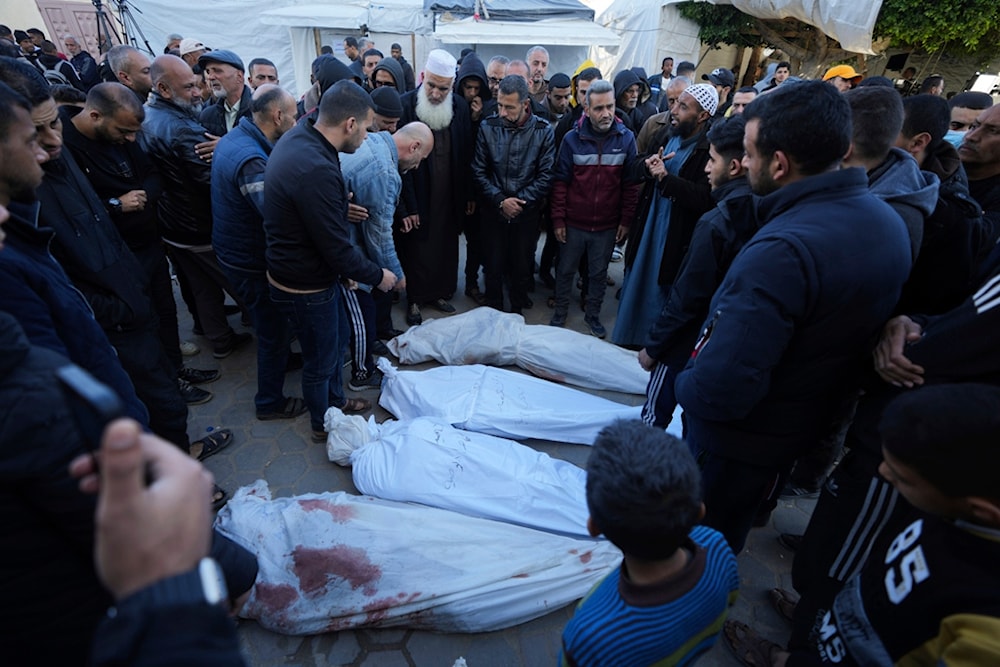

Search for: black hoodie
xmin=612 ymin=69 xmax=647 ymax=134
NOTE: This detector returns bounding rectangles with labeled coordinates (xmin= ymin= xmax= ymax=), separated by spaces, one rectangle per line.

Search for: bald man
xmin=212 ymin=83 xmax=305 ymax=420
xmin=142 ymin=55 xmax=251 ymax=359
xmin=340 ymin=121 xmax=434 ymax=384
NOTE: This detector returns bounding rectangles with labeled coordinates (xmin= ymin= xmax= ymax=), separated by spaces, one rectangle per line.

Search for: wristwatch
xmin=108 ymin=197 xmax=123 ymax=214
xmin=116 ymin=557 xmax=230 ymax=614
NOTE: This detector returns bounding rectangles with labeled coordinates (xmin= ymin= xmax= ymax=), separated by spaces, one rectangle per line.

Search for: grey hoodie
xmin=372 ymin=56 xmax=406 ymax=94
xmin=868 ymin=146 xmax=940 ymax=261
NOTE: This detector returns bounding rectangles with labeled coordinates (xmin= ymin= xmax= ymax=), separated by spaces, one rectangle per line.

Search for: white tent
xmin=260 ymin=1 xmax=434 ymax=97
xmin=105 ymin=0 xmax=432 ymax=96
xmin=592 ymin=0 xmax=885 ymax=79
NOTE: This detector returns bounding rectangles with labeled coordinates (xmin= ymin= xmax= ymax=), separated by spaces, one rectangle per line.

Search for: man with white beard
xmin=396 ymin=49 xmax=474 ymax=325
xmin=197 ymin=49 xmax=252 ymax=137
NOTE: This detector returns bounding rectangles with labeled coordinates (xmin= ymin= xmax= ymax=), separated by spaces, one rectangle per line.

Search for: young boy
xmin=560 ymin=420 xmax=739 ymax=666
xmin=725 ymin=383 xmax=1000 ymax=665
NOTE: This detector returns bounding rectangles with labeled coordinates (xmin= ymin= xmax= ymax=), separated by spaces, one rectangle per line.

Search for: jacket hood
xmin=629 ymin=67 xmax=652 ymax=104
xmin=455 ymin=52 xmax=491 ymax=101
xmin=923 ymin=139 xmax=962 ymax=184
xmin=373 ymin=56 xmax=406 ymax=94
xmin=570 ymin=59 xmax=599 ymax=108
xmin=868 ymin=147 xmax=940 ymax=219
xmin=316 ymin=56 xmax=359 ymax=94
xmin=613 ymin=69 xmax=644 ymax=103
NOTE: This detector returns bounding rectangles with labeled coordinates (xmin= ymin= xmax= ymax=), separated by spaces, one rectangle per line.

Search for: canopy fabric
xmin=260 ymin=1 xmax=430 ymax=34
xmin=426 ymin=0 xmax=595 ymax=21
xmin=436 ymin=16 xmax=620 ymax=46
xmin=711 ymin=0 xmax=884 ymax=54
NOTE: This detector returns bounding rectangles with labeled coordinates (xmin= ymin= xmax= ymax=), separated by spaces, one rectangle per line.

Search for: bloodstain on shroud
xmin=297 ymin=499 xmax=356 ymax=523
xmin=292 ymin=544 xmax=382 ymax=597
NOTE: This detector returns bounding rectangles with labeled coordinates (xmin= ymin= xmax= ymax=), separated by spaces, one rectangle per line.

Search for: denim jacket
xmin=339 ymin=131 xmax=404 ymax=289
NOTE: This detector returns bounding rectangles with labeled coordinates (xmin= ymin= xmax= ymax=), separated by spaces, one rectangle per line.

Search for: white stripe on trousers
xmin=641 ymin=362 xmax=671 ymax=426
xmin=828 ymin=476 xmax=899 ymax=582
xmin=339 ymin=284 xmax=368 ymax=377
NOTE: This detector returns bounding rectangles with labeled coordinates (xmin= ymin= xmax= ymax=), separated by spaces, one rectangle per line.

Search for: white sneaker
xmin=610 ymin=247 xmax=624 ymax=263
xmin=180 ymin=340 xmax=200 ymax=356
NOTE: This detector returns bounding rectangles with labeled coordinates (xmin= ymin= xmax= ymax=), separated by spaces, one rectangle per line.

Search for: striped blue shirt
xmin=560 ymin=525 xmax=738 ymax=667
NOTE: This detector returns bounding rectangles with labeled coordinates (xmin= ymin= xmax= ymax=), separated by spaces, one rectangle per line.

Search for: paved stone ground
xmin=181 ymin=244 xmax=815 ymax=666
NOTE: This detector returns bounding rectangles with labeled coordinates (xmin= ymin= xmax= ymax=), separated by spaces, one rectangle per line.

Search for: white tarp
xmin=592 ymin=0 xmax=883 ymax=79
xmin=376 ymin=359 xmax=642 ymax=444
xmin=435 ymin=16 xmax=620 ymax=46
xmin=326 ymin=411 xmax=592 ymax=537
xmin=115 ymin=0 xmax=432 ymax=96
xmin=217 ymin=481 xmax=621 ymax=634
xmin=591 ymin=0 xmax=702 ymax=81
xmin=721 ymin=0 xmax=884 ymax=55
xmin=387 ymin=308 xmax=649 ymax=394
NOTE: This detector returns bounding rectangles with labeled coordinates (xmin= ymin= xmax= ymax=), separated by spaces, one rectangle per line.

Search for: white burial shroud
xmin=387 ymin=308 xmax=650 ymax=394
xmin=326 ymin=410 xmax=592 ymax=538
xmin=216 ymin=481 xmax=620 ymax=635
xmin=376 ymin=358 xmax=643 ymax=445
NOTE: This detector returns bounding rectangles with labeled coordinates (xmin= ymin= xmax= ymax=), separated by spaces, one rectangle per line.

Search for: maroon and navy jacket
xmin=550 ymin=116 xmax=642 ymax=233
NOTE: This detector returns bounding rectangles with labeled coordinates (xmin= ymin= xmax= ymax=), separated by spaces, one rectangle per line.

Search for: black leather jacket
xmin=140 ymin=94 xmax=213 ymax=245
xmin=472 ymin=113 xmax=556 ymax=211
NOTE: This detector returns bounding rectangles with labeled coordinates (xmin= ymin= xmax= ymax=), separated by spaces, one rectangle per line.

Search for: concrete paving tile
xmin=322 ymin=631 xmax=363 ymax=666
xmin=263 ymin=452 xmax=309 ymax=486
xmin=405 ymin=631 xmax=473 ymax=665
xmin=358 ymin=648 xmax=411 ymax=667
xmin=233 ymin=440 xmax=279 ymax=472
xmin=360 ymin=627 xmax=409 ymax=646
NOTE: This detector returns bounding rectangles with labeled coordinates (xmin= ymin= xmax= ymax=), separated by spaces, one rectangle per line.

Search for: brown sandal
xmin=342 ymin=397 xmax=371 ymax=414
xmin=768 ymin=588 xmax=798 ymax=623
xmin=723 ymin=619 xmax=786 ymax=667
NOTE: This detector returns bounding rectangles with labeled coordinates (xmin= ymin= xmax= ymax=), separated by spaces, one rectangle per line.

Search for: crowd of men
xmin=2 ymin=22 xmax=1000 ymax=665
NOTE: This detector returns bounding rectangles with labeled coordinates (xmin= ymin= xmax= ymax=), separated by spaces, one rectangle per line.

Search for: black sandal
xmin=256 ymin=397 xmax=307 ymax=421
xmin=192 ymin=428 xmax=233 ymax=461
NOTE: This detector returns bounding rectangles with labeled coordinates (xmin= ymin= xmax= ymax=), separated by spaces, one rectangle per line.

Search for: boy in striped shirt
xmin=561 ymin=420 xmax=739 ymax=666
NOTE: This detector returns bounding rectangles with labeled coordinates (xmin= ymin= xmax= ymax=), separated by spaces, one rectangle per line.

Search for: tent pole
xmin=313 ymin=28 xmax=321 ymax=56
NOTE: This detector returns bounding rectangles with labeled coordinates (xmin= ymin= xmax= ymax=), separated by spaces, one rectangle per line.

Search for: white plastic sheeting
xmin=326 ymin=411 xmax=592 ymax=537
xmin=118 ymin=0 xmax=432 ymax=96
xmin=592 ymin=0 xmax=883 ymax=77
xmin=377 ymin=359 xmax=642 ymax=444
xmin=435 ymin=16 xmax=620 ymax=46
xmin=723 ymin=0 xmax=884 ymax=55
xmin=387 ymin=308 xmax=649 ymax=394
xmin=216 ymin=481 xmax=621 ymax=634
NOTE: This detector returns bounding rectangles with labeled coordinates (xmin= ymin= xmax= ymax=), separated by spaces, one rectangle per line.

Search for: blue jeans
xmin=553 ymin=226 xmax=617 ymax=319
xmin=268 ymin=284 xmax=347 ymax=431
xmin=224 ymin=267 xmax=293 ymax=414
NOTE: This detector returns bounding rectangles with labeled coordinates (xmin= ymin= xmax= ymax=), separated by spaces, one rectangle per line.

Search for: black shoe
xmin=285 ymin=352 xmax=303 ymax=372
xmin=778 ymin=533 xmax=803 ymax=552
xmin=523 ymin=297 xmax=533 ymax=309
xmin=178 ymin=378 xmax=213 ymax=405
xmin=371 ymin=340 xmax=391 ymax=357
xmin=465 ymin=286 xmax=487 ymax=306
xmin=224 ymin=304 xmax=241 ymax=316
xmin=406 ymin=303 xmax=422 ymax=326
xmin=429 ymin=298 xmax=456 ymax=313
xmin=213 ymin=331 xmax=253 ymax=359
xmin=178 ymin=367 xmax=220 ymax=384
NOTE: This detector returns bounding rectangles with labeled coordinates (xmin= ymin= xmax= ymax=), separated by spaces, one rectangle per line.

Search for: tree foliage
xmin=874 ymin=0 xmax=1000 ymax=56
xmin=677 ymin=0 xmax=1000 ymax=58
